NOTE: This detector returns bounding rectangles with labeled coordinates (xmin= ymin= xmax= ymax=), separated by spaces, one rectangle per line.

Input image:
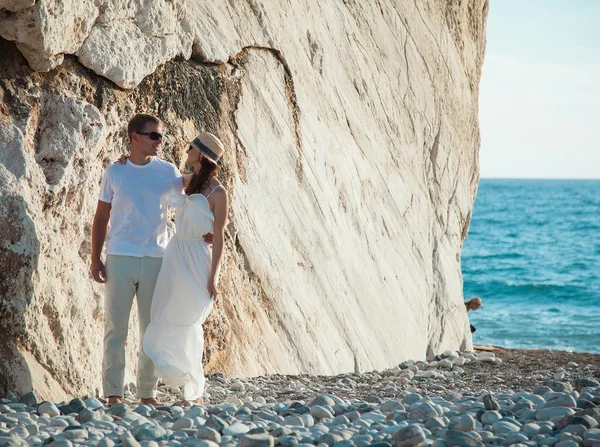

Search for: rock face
xmin=0 ymin=0 xmax=488 ymax=398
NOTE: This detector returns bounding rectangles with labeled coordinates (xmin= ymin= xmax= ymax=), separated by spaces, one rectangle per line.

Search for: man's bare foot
xmin=107 ymin=396 xmax=122 ymax=407
xmin=140 ymin=397 xmax=161 ymax=406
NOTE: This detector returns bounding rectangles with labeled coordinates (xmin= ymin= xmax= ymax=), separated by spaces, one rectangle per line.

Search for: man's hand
xmin=203 ymin=232 xmax=214 ymax=245
xmin=114 ymin=154 xmax=129 ymax=165
xmin=91 ymin=200 xmax=111 ymax=284
xmin=91 ymin=260 xmax=107 ymax=283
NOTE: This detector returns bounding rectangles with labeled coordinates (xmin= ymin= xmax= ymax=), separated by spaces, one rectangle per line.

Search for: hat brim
xmin=189 ymin=140 xmax=221 ymax=164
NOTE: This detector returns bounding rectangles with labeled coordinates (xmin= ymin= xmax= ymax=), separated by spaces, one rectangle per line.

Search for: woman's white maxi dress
xmin=143 ymin=192 xmax=215 ymax=401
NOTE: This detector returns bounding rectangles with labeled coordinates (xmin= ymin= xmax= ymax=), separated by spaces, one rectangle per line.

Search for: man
xmin=91 ymin=114 xmax=182 ymax=406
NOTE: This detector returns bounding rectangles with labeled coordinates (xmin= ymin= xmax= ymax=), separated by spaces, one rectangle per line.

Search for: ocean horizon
xmin=462 ymin=178 xmax=600 ymax=354
xmin=479 ymin=177 xmax=600 ymax=181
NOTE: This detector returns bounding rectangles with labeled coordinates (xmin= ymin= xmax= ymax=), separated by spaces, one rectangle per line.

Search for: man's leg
xmin=103 ymin=255 xmax=138 ymax=400
xmin=135 ymin=256 xmax=163 ymax=400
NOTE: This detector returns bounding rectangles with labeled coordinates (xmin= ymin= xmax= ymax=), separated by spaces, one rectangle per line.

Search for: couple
xmin=90 ymin=114 xmax=228 ymax=406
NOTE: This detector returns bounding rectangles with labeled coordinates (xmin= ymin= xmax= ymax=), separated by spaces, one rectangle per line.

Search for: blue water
xmin=462 ymin=179 xmax=600 ymax=353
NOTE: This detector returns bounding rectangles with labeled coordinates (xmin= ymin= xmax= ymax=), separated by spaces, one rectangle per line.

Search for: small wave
xmin=560 ymin=261 xmax=591 ymax=270
xmin=467 ymin=252 xmax=526 ymax=261
xmin=466 ymin=280 xmax=569 ymax=293
xmin=504 ymin=281 xmax=566 ymax=290
xmin=478 ymin=218 xmax=507 ymax=226
xmin=571 ymin=223 xmax=600 ymax=232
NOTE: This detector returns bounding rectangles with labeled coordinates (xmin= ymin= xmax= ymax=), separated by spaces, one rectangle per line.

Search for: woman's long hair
xmin=185 ymin=156 xmax=219 ymax=196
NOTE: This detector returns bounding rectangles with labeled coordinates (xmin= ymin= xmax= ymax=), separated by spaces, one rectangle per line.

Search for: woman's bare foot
xmin=194 ymin=396 xmax=205 ymax=406
xmin=107 ymin=396 xmax=122 ymax=407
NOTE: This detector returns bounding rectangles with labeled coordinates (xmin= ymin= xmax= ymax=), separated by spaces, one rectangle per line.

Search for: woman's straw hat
xmin=189 ymin=132 xmax=225 ymax=164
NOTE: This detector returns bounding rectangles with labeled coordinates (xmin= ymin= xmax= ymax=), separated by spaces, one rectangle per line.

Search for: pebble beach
xmin=1 ymin=348 xmax=599 ymax=447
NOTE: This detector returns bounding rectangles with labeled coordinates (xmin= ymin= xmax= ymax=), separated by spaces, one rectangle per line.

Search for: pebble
xmin=483 ymin=394 xmax=501 ymax=411
xmin=132 ymin=423 xmax=167 ymax=441
xmin=194 ymin=441 xmax=220 ymax=447
xmin=481 ymin=411 xmax=502 ymax=425
xmin=540 ymin=436 xmax=560 ymax=446
xmin=197 ymin=426 xmax=222 ymax=442
xmin=456 ymin=414 xmax=476 ymax=432
xmin=38 ymin=401 xmax=61 ymax=417
xmin=323 ymin=433 xmax=349 ymax=446
xmin=393 ymin=425 xmax=426 ymax=447
xmin=230 ymin=382 xmax=246 ymax=392
xmin=544 ymin=395 xmax=577 ymax=409
xmin=310 ymin=396 xmax=337 ymax=407
xmin=18 ymin=392 xmax=37 ymax=407
xmin=445 ymin=429 xmax=485 ymax=447
xmin=547 ymin=382 xmax=574 ymax=393
xmin=240 ymin=434 xmax=275 ymax=447
xmin=575 ymin=378 xmax=600 ymax=389
xmin=0 ymin=350 xmax=596 ymax=447
xmin=61 ymin=428 xmax=88 ymax=440
xmin=284 ymin=415 xmax=305 ymax=427
xmin=409 ymin=402 xmax=439 ymax=420
xmin=555 ymin=441 xmax=579 ymax=447
xmin=537 ymin=407 xmax=576 ymax=421
xmin=439 ymin=360 xmax=454 ymax=369
xmin=48 ymin=441 xmax=74 ymax=447
xmin=173 ymin=417 xmax=194 ymax=430
xmin=59 ymin=398 xmax=86 ymax=415
xmin=492 ymin=420 xmax=521 ymax=435
xmin=223 ymin=422 xmax=251 ymax=436
xmin=75 ymin=408 xmax=97 ymax=424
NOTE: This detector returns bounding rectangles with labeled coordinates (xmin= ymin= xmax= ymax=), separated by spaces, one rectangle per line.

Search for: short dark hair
xmin=127 ymin=114 xmax=160 ymax=140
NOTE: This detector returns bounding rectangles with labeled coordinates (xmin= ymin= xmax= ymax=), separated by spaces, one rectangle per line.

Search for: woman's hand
xmin=114 ymin=154 xmax=129 ymax=165
xmin=208 ymin=276 xmax=219 ymax=300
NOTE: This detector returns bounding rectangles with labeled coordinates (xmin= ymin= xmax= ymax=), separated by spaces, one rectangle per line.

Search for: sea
xmin=461 ymin=179 xmax=600 ymax=354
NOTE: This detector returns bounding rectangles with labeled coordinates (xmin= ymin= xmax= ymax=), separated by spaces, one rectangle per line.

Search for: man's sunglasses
xmin=136 ymin=131 xmax=163 ymax=140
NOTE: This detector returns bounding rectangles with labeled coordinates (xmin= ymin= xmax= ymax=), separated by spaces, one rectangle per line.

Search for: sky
xmin=479 ymin=0 xmax=600 ymax=179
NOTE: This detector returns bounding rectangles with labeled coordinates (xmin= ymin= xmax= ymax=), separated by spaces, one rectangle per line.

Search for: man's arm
xmin=91 ymin=200 xmax=111 ymax=283
xmin=176 ymin=171 xmax=215 ymax=243
xmin=182 ymin=173 xmax=193 ymax=188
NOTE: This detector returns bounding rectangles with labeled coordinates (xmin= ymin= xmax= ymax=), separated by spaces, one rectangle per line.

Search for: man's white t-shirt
xmin=98 ymin=157 xmax=184 ymax=258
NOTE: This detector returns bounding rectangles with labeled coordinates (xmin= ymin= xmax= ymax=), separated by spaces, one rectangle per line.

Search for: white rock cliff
xmin=0 ymin=0 xmax=488 ymax=399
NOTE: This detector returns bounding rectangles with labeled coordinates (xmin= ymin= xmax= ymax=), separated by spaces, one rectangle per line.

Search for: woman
xmin=464 ymin=297 xmax=482 ymax=333
xmin=142 ymin=132 xmax=229 ymax=405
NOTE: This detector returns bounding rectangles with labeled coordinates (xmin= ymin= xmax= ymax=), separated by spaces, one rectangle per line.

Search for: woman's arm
xmin=207 ymin=186 xmax=229 ymax=299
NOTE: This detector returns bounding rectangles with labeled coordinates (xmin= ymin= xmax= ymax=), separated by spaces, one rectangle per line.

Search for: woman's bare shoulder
xmin=209 ymin=180 xmax=227 ymax=195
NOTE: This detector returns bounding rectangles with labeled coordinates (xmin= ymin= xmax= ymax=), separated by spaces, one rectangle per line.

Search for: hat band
xmin=192 ymin=138 xmax=220 ymax=162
